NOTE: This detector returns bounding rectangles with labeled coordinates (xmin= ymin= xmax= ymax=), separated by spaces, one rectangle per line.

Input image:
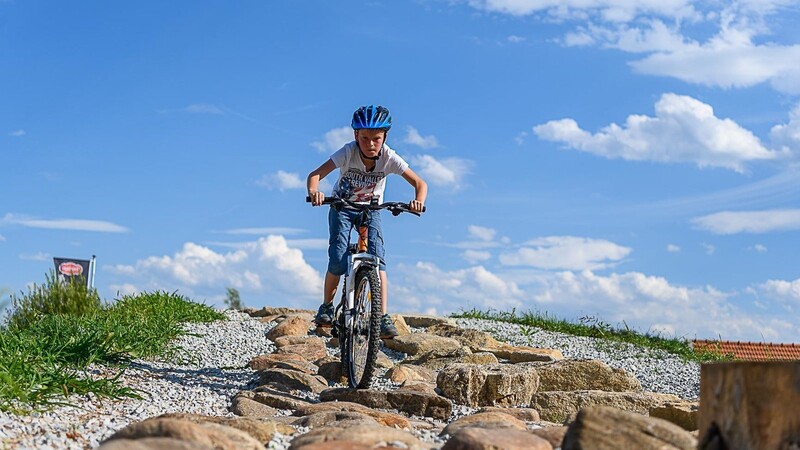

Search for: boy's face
xmin=355 ymin=129 xmax=386 ymax=159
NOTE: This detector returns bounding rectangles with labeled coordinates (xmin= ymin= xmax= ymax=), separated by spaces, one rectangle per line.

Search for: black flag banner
xmin=54 ymin=257 xmax=92 ymax=287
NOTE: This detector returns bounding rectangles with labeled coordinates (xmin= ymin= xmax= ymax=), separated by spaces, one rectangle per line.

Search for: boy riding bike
xmin=307 ymin=105 xmax=428 ymax=338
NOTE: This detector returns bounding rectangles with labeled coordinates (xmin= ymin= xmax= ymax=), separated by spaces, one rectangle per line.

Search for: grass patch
xmin=452 ymin=308 xmax=731 ymax=363
xmin=1 ymin=275 xmax=224 ymax=413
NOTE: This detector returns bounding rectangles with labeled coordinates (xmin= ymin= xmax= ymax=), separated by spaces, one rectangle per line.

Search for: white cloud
xmin=499 ymin=236 xmax=631 ymax=270
xmin=515 ymin=131 xmax=528 ymax=146
xmin=631 ymin=36 xmax=800 ymax=94
xmin=1 ymin=213 xmax=129 ymax=233
xmin=183 ymin=103 xmax=225 ymax=114
xmin=534 ymin=93 xmax=777 ymax=172
xmin=222 ymin=227 xmax=305 ymax=235
xmin=19 ymin=252 xmax=50 ymax=261
xmin=392 ymin=262 xmax=525 ymax=313
xmin=404 ymin=126 xmax=440 ymax=149
xmin=667 ymin=244 xmax=680 ymax=253
xmin=770 ymin=104 xmax=800 ymax=153
xmin=461 ymin=0 xmax=697 ymax=22
xmin=313 ymin=127 xmax=353 ymax=153
xmin=9 ymin=129 xmax=25 ymax=137
xmin=257 ymin=170 xmax=306 ymax=191
xmin=409 ymin=155 xmax=472 ymax=190
xmin=109 ymin=283 xmax=138 ymax=296
xmin=462 ymin=250 xmax=492 ymax=264
xmin=0 ymin=234 xmax=5 ymax=242
xmin=468 ymin=225 xmax=496 ymax=241
xmin=692 ymin=209 xmax=800 ymax=234
xmin=757 ymin=278 xmax=800 ymax=305
xmin=702 ymin=243 xmax=716 ymax=255
xmin=109 ymin=236 xmax=323 ymax=307
xmin=752 ymin=244 xmax=767 ymax=253
xmin=391 ymin=260 xmax=797 ymax=341
xmin=507 ymin=35 xmax=526 ymax=43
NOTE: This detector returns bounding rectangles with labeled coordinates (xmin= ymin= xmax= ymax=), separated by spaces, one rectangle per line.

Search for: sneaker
xmin=380 ymin=314 xmax=399 ymax=339
xmin=315 ymin=302 xmax=334 ymax=326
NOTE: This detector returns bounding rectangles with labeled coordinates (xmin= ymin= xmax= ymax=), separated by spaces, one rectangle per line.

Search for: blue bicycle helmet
xmin=351 ymin=105 xmax=392 ymax=130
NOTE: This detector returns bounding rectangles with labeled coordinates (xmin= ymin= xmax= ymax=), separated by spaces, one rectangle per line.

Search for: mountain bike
xmin=307 ymin=196 xmax=424 ymax=388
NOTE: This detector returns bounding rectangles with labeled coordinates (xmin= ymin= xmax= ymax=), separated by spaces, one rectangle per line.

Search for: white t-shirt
xmin=330 ymin=141 xmax=409 ymax=204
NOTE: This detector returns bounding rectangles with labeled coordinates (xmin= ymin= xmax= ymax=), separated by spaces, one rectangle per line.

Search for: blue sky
xmin=2 ymin=1 xmax=800 ymax=343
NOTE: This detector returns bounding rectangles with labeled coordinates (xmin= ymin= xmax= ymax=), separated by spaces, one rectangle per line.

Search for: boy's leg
xmin=317 ymin=207 xmax=351 ymax=326
xmin=380 ymin=270 xmax=388 ymax=314
xmin=324 ymin=271 xmax=340 ymax=304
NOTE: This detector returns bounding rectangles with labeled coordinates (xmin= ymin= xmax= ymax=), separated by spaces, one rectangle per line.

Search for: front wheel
xmin=344 ymin=267 xmax=382 ymax=389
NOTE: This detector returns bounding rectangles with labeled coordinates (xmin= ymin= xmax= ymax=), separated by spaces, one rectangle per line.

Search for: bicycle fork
xmin=341 ymin=225 xmax=381 ymax=330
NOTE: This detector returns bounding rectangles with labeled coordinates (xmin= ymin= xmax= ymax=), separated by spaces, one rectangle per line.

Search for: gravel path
xmin=0 ymin=310 xmax=700 ymax=449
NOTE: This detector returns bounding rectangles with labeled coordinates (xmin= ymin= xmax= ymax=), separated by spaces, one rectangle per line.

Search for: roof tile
xmin=693 ymin=340 xmax=800 ymax=361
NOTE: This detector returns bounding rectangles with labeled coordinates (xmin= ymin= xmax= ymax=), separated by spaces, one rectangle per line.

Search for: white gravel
xmin=0 ymin=310 xmax=701 ymax=449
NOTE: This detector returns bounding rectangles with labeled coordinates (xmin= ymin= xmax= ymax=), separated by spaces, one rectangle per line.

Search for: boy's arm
xmin=401 ymin=168 xmax=428 ymax=213
xmin=307 ymin=159 xmax=336 ymax=206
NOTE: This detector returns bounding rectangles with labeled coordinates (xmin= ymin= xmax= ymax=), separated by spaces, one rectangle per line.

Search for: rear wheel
xmin=344 ymin=267 xmax=381 ymax=388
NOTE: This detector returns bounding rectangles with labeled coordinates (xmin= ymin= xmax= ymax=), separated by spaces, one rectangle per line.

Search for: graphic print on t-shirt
xmin=333 ymin=168 xmax=386 ymax=202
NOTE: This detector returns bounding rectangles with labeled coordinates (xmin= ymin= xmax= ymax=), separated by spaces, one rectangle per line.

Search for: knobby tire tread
xmin=347 ymin=267 xmax=381 ymax=389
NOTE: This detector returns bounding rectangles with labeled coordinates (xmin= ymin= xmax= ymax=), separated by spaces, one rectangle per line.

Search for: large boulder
xmin=288 ymin=421 xmax=426 ymax=450
xmin=530 ymin=359 xmax=642 ymax=392
xmin=530 ymin=390 xmax=683 ymax=424
xmin=442 ymin=428 xmax=553 ymax=450
xmin=294 ymin=401 xmax=412 ymax=429
xmin=266 ymin=315 xmax=313 ymax=340
xmin=561 ymin=406 xmax=696 ymax=450
xmin=319 ymin=387 xmax=453 ymax=420
xmin=426 ymin=324 xmax=505 ymax=351
xmin=102 ymin=417 xmax=263 ymax=450
xmin=437 ymin=363 xmax=540 ymax=407
xmin=381 ymin=333 xmax=464 ymax=357
xmin=258 ymin=368 xmax=329 ymax=394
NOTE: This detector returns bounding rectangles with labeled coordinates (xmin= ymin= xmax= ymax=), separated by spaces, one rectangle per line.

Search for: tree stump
xmin=699 ymin=361 xmax=800 ymax=450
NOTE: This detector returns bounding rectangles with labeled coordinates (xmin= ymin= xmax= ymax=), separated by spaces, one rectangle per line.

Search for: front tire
xmin=344 ymin=267 xmax=381 ymax=389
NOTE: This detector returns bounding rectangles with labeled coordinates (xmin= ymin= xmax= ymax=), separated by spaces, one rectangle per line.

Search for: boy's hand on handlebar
xmin=409 ymin=199 xmax=425 ymax=213
xmin=309 ymin=191 xmax=325 ymax=206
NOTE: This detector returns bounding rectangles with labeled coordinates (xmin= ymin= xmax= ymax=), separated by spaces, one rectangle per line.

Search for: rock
xmin=158 ymin=413 xmax=295 ymax=443
xmin=426 ymin=324 xmax=505 ymax=351
xmin=530 ymin=390 xmax=682 ymax=424
xmin=478 ymin=406 xmax=541 ymax=422
xmin=317 ymin=358 xmax=347 ymax=385
xmin=437 ymin=363 xmax=540 ymax=407
xmin=376 ymin=350 xmax=395 ymax=369
xmin=259 ymin=368 xmax=329 ymax=393
xmin=237 ymin=388 xmax=312 ymax=410
xmin=266 ymin=315 xmax=314 ymax=340
xmin=229 ymin=396 xmax=280 ymax=418
xmin=294 ymin=401 xmax=412 ymax=429
xmin=103 ymin=417 xmax=263 ymax=450
xmin=292 ymin=441 xmax=374 ymax=450
xmin=482 ymin=345 xmax=563 ymax=362
xmin=291 ymin=411 xmax=379 ymax=428
xmin=381 ymin=333 xmax=464 ymax=357
xmin=400 ymin=314 xmax=458 ymax=328
xmin=319 ymin=387 xmax=453 ymax=420
xmin=442 ymin=428 xmax=553 ymax=450
xmin=276 ymin=339 xmax=328 ymax=361
xmin=530 ymin=426 xmax=568 ymax=448
xmin=274 ymin=335 xmax=317 ymax=347
xmin=387 ymin=314 xmax=413 ymax=336
xmin=561 ymin=406 xmax=696 ymax=450
xmin=412 ymin=351 xmax=499 ymax=371
xmin=442 ymin=411 xmax=528 ymax=436
xmin=288 ymin=422 xmax=426 ymax=450
xmin=649 ymin=400 xmax=699 ymax=431
xmin=386 ymin=364 xmax=437 ymax=384
xmin=249 ymin=353 xmax=308 ymax=371
xmin=530 ymin=359 xmax=642 ymax=392
xmin=97 ymin=437 xmax=216 ymax=450
xmin=508 ymin=348 xmax=564 ymax=363
xmin=398 ymin=381 xmax=438 ymax=396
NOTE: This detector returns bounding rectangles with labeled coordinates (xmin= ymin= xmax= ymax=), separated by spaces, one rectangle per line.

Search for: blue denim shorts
xmin=327 ymin=206 xmax=385 ymax=276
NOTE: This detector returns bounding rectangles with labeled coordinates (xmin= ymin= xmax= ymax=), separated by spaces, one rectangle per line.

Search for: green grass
xmin=0 ymin=274 xmax=225 ymax=413
xmin=452 ymin=307 xmax=732 ymax=363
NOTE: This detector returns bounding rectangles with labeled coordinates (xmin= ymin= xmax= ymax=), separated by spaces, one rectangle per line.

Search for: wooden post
xmin=699 ymin=361 xmax=800 ymax=450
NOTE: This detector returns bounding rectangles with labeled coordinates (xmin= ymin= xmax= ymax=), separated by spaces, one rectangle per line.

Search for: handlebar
xmin=306 ymin=196 xmax=426 ymax=217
